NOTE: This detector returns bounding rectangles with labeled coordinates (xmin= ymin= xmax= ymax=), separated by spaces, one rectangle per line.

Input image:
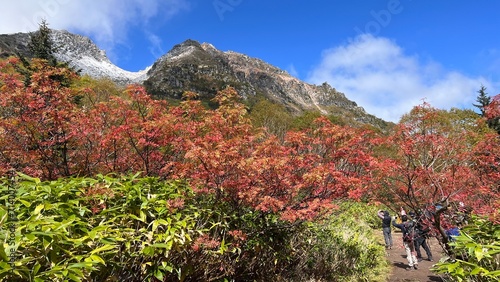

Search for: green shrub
xmin=0 ymin=173 xmax=205 ymax=281
xmin=432 ymin=215 xmax=500 ymax=282
xmin=0 ymin=173 xmax=310 ymax=281
xmin=283 ymin=201 xmax=389 ymax=282
xmin=0 ymin=175 xmax=391 ymax=281
xmin=336 ymin=201 xmax=385 ymax=229
xmin=188 ymin=197 xmax=310 ymax=281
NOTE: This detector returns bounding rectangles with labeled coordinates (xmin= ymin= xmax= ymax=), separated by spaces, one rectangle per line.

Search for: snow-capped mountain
xmin=0 ymin=29 xmax=391 ymax=130
xmin=0 ymin=30 xmax=148 ymax=85
xmin=51 ymin=30 xmax=149 ymax=84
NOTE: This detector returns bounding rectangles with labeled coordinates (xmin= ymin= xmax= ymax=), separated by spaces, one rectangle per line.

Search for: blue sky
xmin=1 ymin=0 xmax=499 ymax=122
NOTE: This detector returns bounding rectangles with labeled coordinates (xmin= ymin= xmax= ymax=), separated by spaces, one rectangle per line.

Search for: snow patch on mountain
xmin=59 ymin=54 xmax=150 ymax=84
xmin=52 ymin=30 xmax=149 ymax=84
xmin=159 ymin=45 xmax=196 ymax=63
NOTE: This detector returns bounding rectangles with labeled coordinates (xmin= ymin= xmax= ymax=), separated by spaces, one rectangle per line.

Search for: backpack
xmin=403 ymin=221 xmax=417 ymax=242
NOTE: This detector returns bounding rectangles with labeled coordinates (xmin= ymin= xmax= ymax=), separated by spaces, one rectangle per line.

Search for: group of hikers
xmin=377 ymin=208 xmax=434 ymax=271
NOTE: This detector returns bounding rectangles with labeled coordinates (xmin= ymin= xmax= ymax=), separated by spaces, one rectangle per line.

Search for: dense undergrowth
xmin=0 ymin=173 xmax=387 ymax=281
xmin=1 ymin=34 xmax=499 ymax=281
xmin=432 ymin=216 xmax=500 ymax=282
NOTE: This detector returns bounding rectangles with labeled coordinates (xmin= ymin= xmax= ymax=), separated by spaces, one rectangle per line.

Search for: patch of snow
xmin=56 ymin=54 xmax=149 ymax=84
xmin=50 ymin=29 xmax=150 ymax=84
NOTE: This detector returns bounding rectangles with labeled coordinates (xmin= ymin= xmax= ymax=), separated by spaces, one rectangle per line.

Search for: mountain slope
xmin=0 ymin=30 xmax=391 ymax=130
xmin=0 ymin=30 xmax=148 ymax=84
xmin=143 ymin=39 xmax=389 ymax=128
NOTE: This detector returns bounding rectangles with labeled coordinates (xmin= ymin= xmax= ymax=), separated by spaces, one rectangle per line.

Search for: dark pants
xmin=414 ymin=236 xmax=433 ymax=260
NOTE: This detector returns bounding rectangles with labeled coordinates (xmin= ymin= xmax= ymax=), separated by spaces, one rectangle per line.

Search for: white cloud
xmin=0 ymin=0 xmax=188 ymax=63
xmin=307 ymin=34 xmax=489 ymax=122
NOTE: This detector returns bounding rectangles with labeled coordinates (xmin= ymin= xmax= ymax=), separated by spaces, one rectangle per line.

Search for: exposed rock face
xmin=0 ymin=30 xmax=147 ymax=84
xmin=0 ymin=31 xmax=390 ymax=129
xmin=144 ymin=39 xmax=388 ymax=127
xmin=0 ymin=32 xmax=31 ymax=58
xmin=144 ymin=40 xmax=234 ymax=99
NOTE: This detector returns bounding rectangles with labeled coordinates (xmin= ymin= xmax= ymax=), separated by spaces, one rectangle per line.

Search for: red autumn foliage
xmin=174 ymin=88 xmax=379 ymax=221
xmin=484 ymin=94 xmax=500 ymax=119
xmin=373 ymin=102 xmax=499 ymax=254
xmin=1 ymin=58 xmax=498 ymax=227
xmin=470 ymin=133 xmax=500 ymax=217
xmin=0 ymin=58 xmax=79 ymax=179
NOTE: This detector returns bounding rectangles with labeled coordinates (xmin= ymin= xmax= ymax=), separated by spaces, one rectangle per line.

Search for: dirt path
xmin=386 ymin=237 xmax=446 ymax=282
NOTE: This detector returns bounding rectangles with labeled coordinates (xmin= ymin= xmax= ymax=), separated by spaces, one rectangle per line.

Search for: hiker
xmin=392 ymin=214 xmax=419 ymax=271
xmin=377 ymin=210 xmax=393 ymax=249
xmin=414 ymin=216 xmax=433 ymax=262
xmin=446 ymin=225 xmax=460 ymax=242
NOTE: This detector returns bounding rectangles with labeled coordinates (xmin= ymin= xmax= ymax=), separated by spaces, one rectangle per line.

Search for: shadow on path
xmin=392 ymin=261 xmax=408 ymax=270
xmin=386 ymin=237 xmax=445 ymax=282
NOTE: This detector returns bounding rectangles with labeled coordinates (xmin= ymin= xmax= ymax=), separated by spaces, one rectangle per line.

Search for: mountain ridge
xmin=0 ymin=29 xmax=392 ymax=130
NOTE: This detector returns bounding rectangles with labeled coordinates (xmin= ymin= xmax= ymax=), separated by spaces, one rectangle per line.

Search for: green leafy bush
xmin=1 ymin=175 xmax=391 ymax=281
xmin=432 ymin=215 xmax=500 ymax=282
xmin=0 ymin=173 xmax=321 ymax=281
xmin=0 ymin=173 xmax=205 ymax=281
xmin=283 ymin=201 xmax=389 ymax=282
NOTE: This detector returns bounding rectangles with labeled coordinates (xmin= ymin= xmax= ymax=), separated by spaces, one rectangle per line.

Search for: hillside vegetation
xmin=0 ymin=27 xmax=392 ymax=132
xmin=0 ymin=35 xmax=499 ymax=281
xmin=1 ymin=174 xmax=390 ymax=281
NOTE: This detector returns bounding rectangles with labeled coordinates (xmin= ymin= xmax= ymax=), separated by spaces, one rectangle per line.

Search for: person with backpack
xmin=414 ymin=215 xmax=433 ymax=262
xmin=377 ymin=210 xmax=393 ymax=249
xmin=392 ymin=214 xmax=419 ymax=271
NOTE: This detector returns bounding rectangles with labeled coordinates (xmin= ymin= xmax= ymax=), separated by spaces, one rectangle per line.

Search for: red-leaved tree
xmin=0 ymin=58 xmax=79 ymax=179
xmin=174 ymin=87 xmax=379 ymax=222
xmin=373 ymin=102 xmax=498 ymax=255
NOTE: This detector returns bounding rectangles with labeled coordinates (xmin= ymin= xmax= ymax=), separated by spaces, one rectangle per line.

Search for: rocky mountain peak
xmin=0 ymin=29 xmax=148 ymax=85
xmin=51 ymin=30 xmax=148 ymax=84
xmin=157 ymin=39 xmax=202 ymax=64
xmin=0 ymin=30 xmax=391 ymax=130
xmin=142 ymin=39 xmax=386 ymax=127
xmin=200 ymin=42 xmax=218 ymax=52
xmin=0 ymin=32 xmax=30 ymax=58
xmin=51 ymin=30 xmax=109 ymax=62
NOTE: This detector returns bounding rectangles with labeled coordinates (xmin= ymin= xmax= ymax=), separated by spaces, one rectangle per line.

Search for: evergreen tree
xmin=473 ymin=85 xmax=490 ymax=117
xmin=28 ymin=19 xmax=57 ymax=65
xmin=473 ymin=85 xmax=500 ymax=134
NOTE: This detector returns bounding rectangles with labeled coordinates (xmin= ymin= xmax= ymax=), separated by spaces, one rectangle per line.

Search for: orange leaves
xmin=374 ymin=102 xmax=499 ymax=220
xmin=228 ymin=230 xmax=247 ymax=242
xmin=255 ymin=196 xmax=285 ymax=213
xmin=1 ymin=59 xmax=381 ymax=222
xmin=192 ymin=234 xmax=221 ymax=251
xmin=485 ymin=95 xmax=500 ymax=119
xmin=468 ymin=133 xmax=500 ymax=215
xmin=174 ymin=88 xmax=379 ymax=222
xmin=0 ymin=58 xmax=80 ymax=178
xmin=281 ymin=198 xmax=335 ymax=222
